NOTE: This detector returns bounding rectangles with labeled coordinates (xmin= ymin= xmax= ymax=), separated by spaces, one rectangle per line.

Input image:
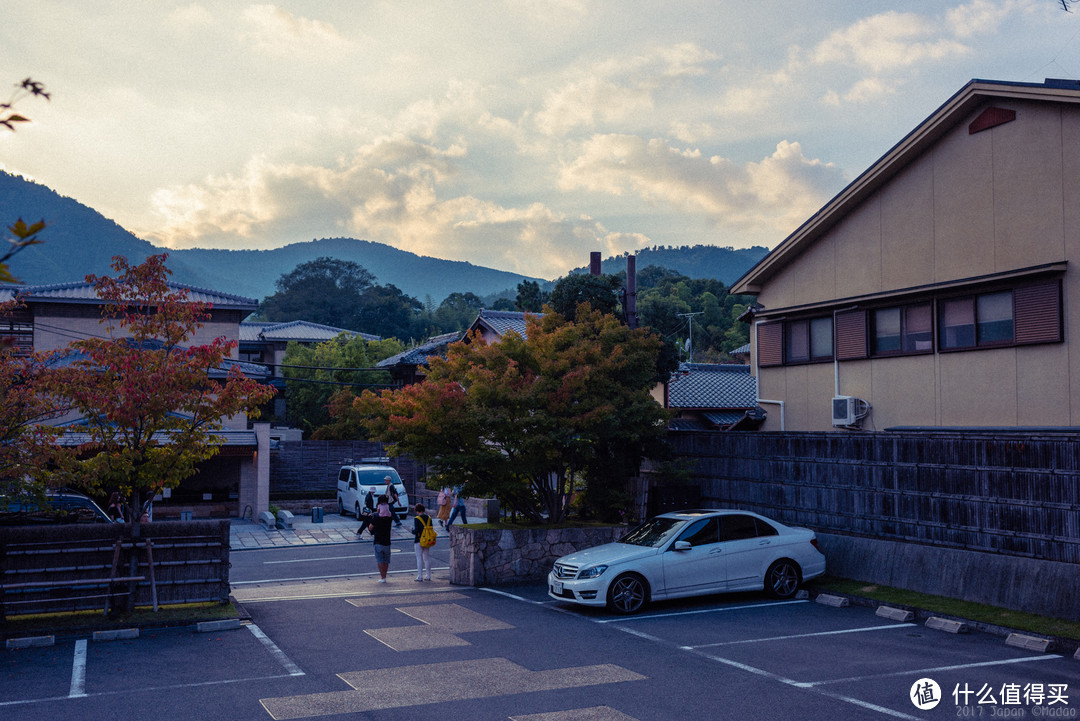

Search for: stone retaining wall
xmin=448 ymin=525 xmax=623 ymax=586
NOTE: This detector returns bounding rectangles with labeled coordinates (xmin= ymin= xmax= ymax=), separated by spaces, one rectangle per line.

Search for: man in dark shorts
xmin=365 ymin=494 xmax=394 ymax=583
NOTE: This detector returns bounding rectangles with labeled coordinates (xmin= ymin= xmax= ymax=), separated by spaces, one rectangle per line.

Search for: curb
xmin=809 ymin=590 xmax=1079 ymax=656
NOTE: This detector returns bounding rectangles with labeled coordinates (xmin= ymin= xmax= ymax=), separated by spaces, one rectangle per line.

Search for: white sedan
xmin=548 ymin=509 xmax=826 ymax=614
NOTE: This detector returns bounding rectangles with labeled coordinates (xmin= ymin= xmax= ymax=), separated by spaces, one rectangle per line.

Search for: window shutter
xmin=1014 ymin=280 xmax=1062 ymax=345
xmin=835 ymin=309 xmax=868 ymax=360
xmin=757 ymin=321 xmax=783 ymax=367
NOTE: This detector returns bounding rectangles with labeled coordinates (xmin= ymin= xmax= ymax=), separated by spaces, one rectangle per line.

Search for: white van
xmin=336 ymin=463 xmax=409 ymax=518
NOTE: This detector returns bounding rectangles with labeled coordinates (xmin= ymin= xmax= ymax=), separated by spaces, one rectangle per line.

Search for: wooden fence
xmin=667 ymin=430 xmax=1080 ymax=564
xmin=0 ymin=520 xmax=231 ymax=621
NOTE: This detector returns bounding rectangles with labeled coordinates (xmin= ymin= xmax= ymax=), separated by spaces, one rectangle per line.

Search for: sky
xmin=3 ymin=1 xmax=1080 ymax=281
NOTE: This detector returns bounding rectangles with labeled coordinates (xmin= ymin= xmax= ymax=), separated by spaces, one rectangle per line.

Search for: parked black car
xmin=0 ymin=489 xmax=115 ymax=525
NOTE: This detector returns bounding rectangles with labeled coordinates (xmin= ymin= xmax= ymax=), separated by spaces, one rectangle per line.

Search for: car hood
xmin=556 ymin=542 xmax=660 ymax=568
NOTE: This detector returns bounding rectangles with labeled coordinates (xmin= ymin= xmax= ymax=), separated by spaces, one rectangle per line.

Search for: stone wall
xmin=448 ymin=525 xmax=623 ymax=586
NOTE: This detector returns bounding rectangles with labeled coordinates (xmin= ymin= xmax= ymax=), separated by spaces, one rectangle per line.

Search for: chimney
xmin=626 ymin=254 xmax=638 ymax=329
xmin=590 ymin=251 xmax=602 ymax=276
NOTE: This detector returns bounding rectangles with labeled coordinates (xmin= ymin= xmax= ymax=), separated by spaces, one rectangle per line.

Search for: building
xmin=466 ymin=309 xmax=540 ymax=343
xmin=0 ymin=280 xmax=274 ymax=519
xmin=732 ymin=78 xmax=1077 ymax=432
xmin=659 ymin=363 xmax=761 ymax=431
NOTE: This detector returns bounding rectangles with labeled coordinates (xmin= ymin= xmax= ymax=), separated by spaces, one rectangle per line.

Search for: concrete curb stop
xmin=93 ymin=628 xmax=139 ymax=641
xmin=875 ymin=606 xmax=915 ymax=622
xmin=815 ymin=593 xmax=850 ymax=608
xmin=196 ymin=619 xmax=241 ymax=633
xmin=5 ymin=635 xmax=55 ymax=649
xmin=926 ymin=616 xmax=969 ymax=634
xmin=1005 ymin=633 xmax=1053 ymax=653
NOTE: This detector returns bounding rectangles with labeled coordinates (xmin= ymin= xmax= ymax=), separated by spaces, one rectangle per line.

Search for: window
xmin=720 ymin=515 xmax=778 ymax=541
xmin=940 ymin=291 xmax=1013 ymax=350
xmin=677 ymin=518 xmax=719 ymax=547
xmin=872 ymin=303 xmax=932 ymax=356
xmin=784 ymin=316 xmax=833 ymax=364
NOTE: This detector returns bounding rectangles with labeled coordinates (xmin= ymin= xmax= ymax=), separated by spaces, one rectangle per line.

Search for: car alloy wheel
xmin=607 ymin=574 xmax=647 ymax=614
xmin=765 ymin=559 xmax=801 ymax=599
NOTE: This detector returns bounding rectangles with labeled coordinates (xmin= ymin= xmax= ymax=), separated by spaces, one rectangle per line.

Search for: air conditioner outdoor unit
xmin=832 ymin=396 xmax=869 ymax=427
xmin=832 ymin=396 xmax=857 ymax=426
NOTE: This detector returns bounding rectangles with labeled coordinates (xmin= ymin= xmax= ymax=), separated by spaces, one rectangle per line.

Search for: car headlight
xmin=577 ymin=565 xmax=608 ymax=580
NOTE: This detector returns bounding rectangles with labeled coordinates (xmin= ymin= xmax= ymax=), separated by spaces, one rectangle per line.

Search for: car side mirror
xmin=674 ymin=541 xmax=691 ymax=551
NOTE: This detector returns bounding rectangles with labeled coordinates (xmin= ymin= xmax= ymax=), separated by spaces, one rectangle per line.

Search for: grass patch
xmin=810 ymin=576 xmax=1080 ymax=641
xmin=3 ymin=601 xmax=240 ymax=638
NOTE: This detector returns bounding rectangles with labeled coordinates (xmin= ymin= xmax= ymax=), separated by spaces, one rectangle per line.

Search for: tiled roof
xmin=45 ymin=341 xmax=270 ymax=381
xmin=0 ymin=280 xmax=258 ymax=311
xmin=667 ymin=363 xmax=757 ymax=410
xmin=377 ymin=331 xmax=462 ymax=368
xmin=55 ymin=428 xmax=258 ymax=447
xmin=240 ymin=320 xmax=378 ymax=343
xmin=469 ymin=309 xmax=542 ymax=339
xmin=730 ymin=343 xmax=751 ymax=356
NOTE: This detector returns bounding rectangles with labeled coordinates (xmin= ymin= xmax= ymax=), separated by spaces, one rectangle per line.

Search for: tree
xmin=515 ymin=280 xmax=546 ymax=312
xmin=259 ymin=257 xmax=375 ymax=328
xmin=0 ymin=305 xmax=68 ymax=504
xmin=433 ymin=292 xmax=485 ymax=333
xmin=43 ymin=255 xmax=276 ymax=520
xmin=349 ymin=306 xmax=670 ymax=523
xmin=279 ymin=334 xmax=403 ymax=434
xmin=547 ymin=273 xmax=621 ymax=317
xmin=357 ymin=283 xmax=424 ymax=340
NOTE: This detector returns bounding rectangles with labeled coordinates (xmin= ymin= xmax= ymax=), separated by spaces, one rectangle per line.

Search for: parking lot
xmin=4 ymin=538 xmax=1077 ymax=721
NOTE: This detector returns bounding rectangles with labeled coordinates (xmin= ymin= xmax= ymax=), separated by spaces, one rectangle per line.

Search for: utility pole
xmin=677 ymin=311 xmax=703 ymax=363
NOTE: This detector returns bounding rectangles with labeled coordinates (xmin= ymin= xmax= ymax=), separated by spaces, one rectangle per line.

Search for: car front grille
xmin=552 ymin=563 xmax=579 ymax=580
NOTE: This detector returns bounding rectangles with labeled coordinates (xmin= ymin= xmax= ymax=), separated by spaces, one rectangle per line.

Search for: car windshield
xmin=619 ymin=517 xmax=684 ymax=547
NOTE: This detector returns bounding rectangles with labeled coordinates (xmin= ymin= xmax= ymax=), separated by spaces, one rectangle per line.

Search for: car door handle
xmin=758 ymin=540 xmax=771 ymax=546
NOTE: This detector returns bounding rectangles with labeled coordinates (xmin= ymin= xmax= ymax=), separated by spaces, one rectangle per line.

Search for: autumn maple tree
xmin=0 ymin=304 xmax=68 ymax=504
xmin=44 ymin=254 xmax=275 ymax=520
xmin=348 ymin=305 xmax=671 ymax=523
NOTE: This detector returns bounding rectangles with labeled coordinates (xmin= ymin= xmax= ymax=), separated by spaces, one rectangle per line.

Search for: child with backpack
xmin=413 ymin=503 xmax=435 ymax=581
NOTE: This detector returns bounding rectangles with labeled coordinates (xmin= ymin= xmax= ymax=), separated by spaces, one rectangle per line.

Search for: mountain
xmin=572 ymin=245 xmax=769 ymax=287
xmin=0 ymin=171 xmax=542 ymax=302
xmin=1 ymin=171 xmax=769 ymax=302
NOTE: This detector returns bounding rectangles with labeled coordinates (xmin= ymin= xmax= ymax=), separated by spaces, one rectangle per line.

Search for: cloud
xmin=532 ymin=43 xmax=718 ymax=136
xmin=239 ymin=4 xmax=354 ymax=58
xmin=558 ymin=134 xmax=842 ymax=236
xmin=812 ymin=11 xmax=971 ymax=73
xmin=168 ymin=3 xmax=214 ymax=30
xmin=142 ymin=135 xmax=627 ymax=279
xmin=946 ymin=0 xmax=1033 ymax=39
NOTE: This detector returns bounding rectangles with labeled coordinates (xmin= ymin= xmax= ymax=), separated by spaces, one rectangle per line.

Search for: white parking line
xmin=594 ymin=599 xmax=807 ymax=623
xmin=687 ymin=622 xmax=916 ymax=649
xmin=246 ymin=623 xmax=305 ymax=677
xmin=796 ymin=653 xmax=1065 ymax=688
xmin=69 ymin=639 xmax=87 ymax=698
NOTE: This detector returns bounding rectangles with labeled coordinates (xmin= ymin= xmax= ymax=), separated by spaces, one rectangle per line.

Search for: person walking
xmin=384 ymin=476 xmax=404 ymax=528
xmin=365 ymin=494 xmax=394 ymax=583
xmin=446 ymin=481 xmax=468 ymax=529
xmin=106 ymin=491 xmax=126 ymax=522
xmin=412 ymin=503 xmax=434 ymax=581
xmin=436 ymin=486 xmax=452 ymax=528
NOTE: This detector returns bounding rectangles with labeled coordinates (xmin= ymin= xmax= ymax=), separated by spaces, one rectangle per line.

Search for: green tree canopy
xmin=547 ymin=273 xmax=621 ymax=317
xmin=258 ymin=257 xmax=375 ymax=329
xmin=280 ymin=334 xmax=403 ymax=434
xmin=347 ymin=306 xmax=670 ymax=523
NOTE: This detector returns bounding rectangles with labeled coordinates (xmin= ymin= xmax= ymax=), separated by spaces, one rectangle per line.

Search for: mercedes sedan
xmin=548 ymin=509 xmax=826 ymax=614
